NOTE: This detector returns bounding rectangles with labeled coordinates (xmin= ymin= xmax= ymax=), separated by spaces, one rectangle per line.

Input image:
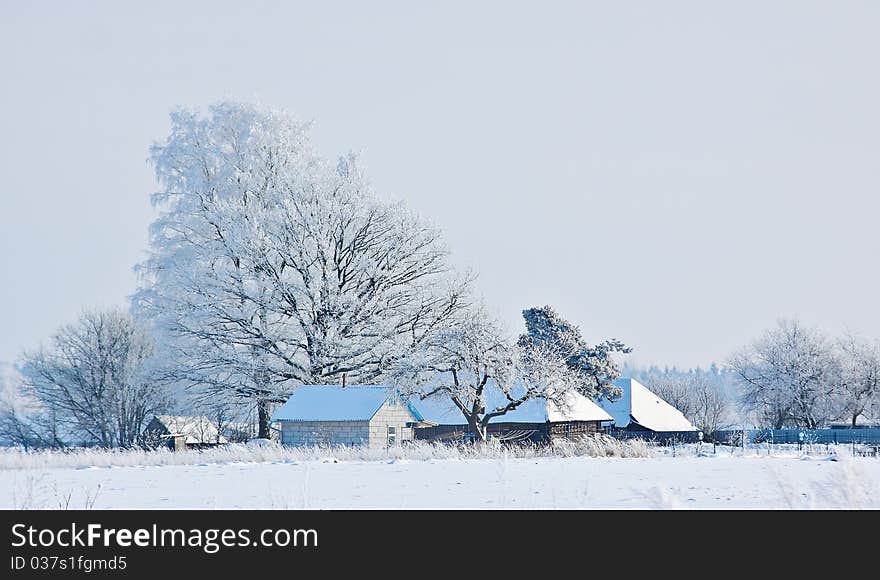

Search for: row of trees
xmin=629 ymin=320 xmax=880 ymax=434
xmin=730 ymin=319 xmax=880 ymax=429
xmin=8 ymin=311 xmax=875 ymax=449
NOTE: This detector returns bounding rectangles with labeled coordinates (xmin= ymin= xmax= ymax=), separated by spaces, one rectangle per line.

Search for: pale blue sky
xmin=2 ymin=1 xmax=879 ymax=369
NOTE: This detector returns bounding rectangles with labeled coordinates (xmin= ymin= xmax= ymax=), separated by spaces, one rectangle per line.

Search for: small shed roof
xmin=151 ymin=415 xmax=228 ymax=444
xmin=271 ymin=385 xmax=423 ymax=422
xmin=413 ymin=384 xmax=613 ymax=425
xmin=598 ymin=377 xmax=698 ymax=433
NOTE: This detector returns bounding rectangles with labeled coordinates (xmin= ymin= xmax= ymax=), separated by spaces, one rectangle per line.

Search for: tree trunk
xmin=852 ymin=414 xmax=859 ymax=428
xmin=468 ymin=417 xmax=487 ymax=444
xmin=257 ymin=399 xmax=271 ymax=439
xmin=773 ymin=410 xmax=786 ymax=430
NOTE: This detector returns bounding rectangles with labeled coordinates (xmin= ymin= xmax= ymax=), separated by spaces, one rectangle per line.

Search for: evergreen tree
xmin=517 ymin=305 xmax=630 ymax=401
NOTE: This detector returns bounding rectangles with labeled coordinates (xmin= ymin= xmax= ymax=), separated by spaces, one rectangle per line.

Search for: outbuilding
xmin=142 ymin=415 xmax=228 ymax=451
xmin=598 ymin=377 xmax=701 ymax=443
xmin=412 ymin=387 xmax=614 ymax=443
xmin=271 ymin=385 xmax=423 ymax=448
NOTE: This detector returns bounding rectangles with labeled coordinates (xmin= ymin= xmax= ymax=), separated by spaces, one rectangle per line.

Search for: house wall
xmin=415 ymin=420 xmax=604 ymax=444
xmin=414 ymin=422 xmax=549 ymax=443
xmin=610 ymin=425 xmax=701 ymax=444
xmin=368 ymin=399 xmax=417 ymax=448
xmin=279 ymin=421 xmax=370 ymax=446
xmin=548 ymin=421 xmax=602 ymax=440
xmin=142 ymin=418 xmax=176 ymax=451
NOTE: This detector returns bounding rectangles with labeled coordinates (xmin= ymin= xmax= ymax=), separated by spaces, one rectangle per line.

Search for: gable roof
xmin=598 ymin=377 xmax=698 ymax=433
xmin=413 ymin=384 xmax=613 ymax=425
xmin=271 ymin=385 xmax=423 ymax=422
xmin=150 ymin=415 xmax=228 ymax=444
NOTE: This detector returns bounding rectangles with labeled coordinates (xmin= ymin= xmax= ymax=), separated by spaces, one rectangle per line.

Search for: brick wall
xmin=368 ymin=398 xmax=417 ymax=448
xmin=280 ymin=421 xmax=370 ymax=446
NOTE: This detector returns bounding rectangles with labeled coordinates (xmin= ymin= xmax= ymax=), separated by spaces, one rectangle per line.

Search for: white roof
xmin=545 ymin=389 xmax=614 ymax=423
xmin=599 ymin=377 xmax=698 ymax=432
xmin=414 ymin=385 xmax=612 ymax=425
xmin=152 ymin=415 xmax=228 ymax=444
xmin=271 ymin=385 xmax=421 ymax=422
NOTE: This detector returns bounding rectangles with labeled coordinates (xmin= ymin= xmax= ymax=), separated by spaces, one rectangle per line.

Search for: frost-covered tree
xmin=517 ymin=305 xmax=630 ymax=401
xmin=835 ymin=334 xmax=880 ymax=427
xmin=0 ymin=364 xmax=65 ymax=450
xmin=729 ymin=319 xmax=839 ymax=429
xmin=645 ymin=374 xmax=697 ymax=419
xmin=134 ymin=102 xmax=470 ymax=438
xmin=17 ymin=309 xmax=167 ymax=448
xmin=642 ymin=371 xmax=732 ymax=437
xmin=691 ymin=379 xmax=730 ymax=438
xmin=394 ymin=307 xmax=583 ymax=442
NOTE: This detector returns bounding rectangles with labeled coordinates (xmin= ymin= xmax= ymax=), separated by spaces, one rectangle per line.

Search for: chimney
xmin=341 ymin=373 xmax=347 ymax=388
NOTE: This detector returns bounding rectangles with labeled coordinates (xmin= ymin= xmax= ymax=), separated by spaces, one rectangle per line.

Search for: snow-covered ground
xmin=2 ymin=447 xmax=878 ymax=509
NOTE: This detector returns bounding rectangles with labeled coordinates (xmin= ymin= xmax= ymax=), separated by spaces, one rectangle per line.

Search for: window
xmin=387 ymin=425 xmax=397 ymax=446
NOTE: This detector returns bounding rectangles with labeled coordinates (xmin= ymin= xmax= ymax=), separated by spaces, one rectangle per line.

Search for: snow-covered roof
xmin=151 ymin=415 xmax=228 ymax=444
xmin=598 ymin=377 xmax=698 ymax=433
xmin=271 ymin=385 xmax=423 ymax=422
xmin=414 ymin=386 xmax=612 ymax=425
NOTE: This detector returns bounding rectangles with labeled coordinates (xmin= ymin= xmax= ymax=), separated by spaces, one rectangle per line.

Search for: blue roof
xmin=271 ymin=385 xmax=423 ymax=422
xmin=415 ymin=394 xmax=542 ymax=424
xmin=412 ymin=383 xmax=611 ymax=425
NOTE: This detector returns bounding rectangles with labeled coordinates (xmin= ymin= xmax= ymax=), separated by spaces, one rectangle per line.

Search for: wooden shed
xmin=598 ymin=377 xmax=701 ymax=443
xmin=412 ymin=387 xmax=614 ymax=444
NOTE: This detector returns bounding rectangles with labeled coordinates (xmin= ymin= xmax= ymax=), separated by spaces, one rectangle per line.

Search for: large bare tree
xmin=835 ymin=334 xmax=880 ymax=427
xmin=646 ymin=373 xmax=731 ymax=437
xmin=135 ymin=102 xmax=470 ymax=437
xmin=0 ymin=365 xmax=65 ymax=450
xmin=395 ymin=306 xmax=602 ymax=442
xmin=729 ymin=319 xmax=839 ymax=429
xmin=17 ymin=309 xmax=167 ymax=448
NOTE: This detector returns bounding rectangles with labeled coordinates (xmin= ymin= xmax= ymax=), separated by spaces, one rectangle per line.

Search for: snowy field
xmin=1 ymin=444 xmax=879 ymax=509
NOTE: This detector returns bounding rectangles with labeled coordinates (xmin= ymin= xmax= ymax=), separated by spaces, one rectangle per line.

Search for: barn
xmin=271 ymin=385 xmax=423 ymax=448
xmin=142 ymin=415 xmax=228 ymax=451
xmin=598 ymin=377 xmax=701 ymax=443
xmin=412 ymin=387 xmax=613 ymax=443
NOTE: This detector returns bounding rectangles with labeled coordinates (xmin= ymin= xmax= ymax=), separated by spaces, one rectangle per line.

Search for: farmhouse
xmin=271 ymin=385 xmax=423 ymax=448
xmin=412 ymin=387 xmax=613 ymax=443
xmin=142 ymin=415 xmax=228 ymax=451
xmin=598 ymin=377 xmax=700 ymax=442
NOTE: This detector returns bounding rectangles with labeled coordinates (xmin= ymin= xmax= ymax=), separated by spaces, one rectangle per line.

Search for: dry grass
xmin=0 ymin=435 xmax=653 ymax=471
